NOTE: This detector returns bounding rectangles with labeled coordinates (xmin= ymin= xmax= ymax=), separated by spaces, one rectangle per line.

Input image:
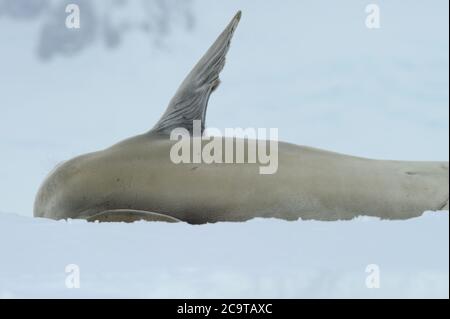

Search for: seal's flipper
xmin=441 ymin=199 xmax=449 ymax=211
xmin=86 ymin=209 xmax=182 ymax=223
xmin=151 ymin=11 xmax=242 ymax=135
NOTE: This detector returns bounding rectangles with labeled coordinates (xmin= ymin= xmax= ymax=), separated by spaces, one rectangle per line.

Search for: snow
xmin=0 ymin=212 xmax=448 ymax=298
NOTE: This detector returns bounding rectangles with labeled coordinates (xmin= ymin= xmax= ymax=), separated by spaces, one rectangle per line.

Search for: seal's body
xmin=34 ymin=133 xmax=448 ymax=223
xmin=34 ymin=12 xmax=449 ymax=223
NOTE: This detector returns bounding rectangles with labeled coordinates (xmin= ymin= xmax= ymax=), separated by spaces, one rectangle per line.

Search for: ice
xmin=0 ymin=212 xmax=448 ymax=298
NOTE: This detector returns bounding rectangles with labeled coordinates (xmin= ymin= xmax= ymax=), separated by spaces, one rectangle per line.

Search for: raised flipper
xmin=86 ymin=209 xmax=182 ymax=223
xmin=151 ymin=11 xmax=241 ymax=136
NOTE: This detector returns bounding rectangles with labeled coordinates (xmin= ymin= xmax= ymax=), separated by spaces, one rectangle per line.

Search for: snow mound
xmin=0 ymin=212 xmax=448 ymax=298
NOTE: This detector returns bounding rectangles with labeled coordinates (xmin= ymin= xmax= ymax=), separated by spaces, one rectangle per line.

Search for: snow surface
xmin=0 ymin=212 xmax=448 ymax=298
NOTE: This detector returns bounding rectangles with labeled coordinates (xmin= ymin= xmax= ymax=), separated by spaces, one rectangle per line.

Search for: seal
xmin=34 ymin=11 xmax=449 ymax=223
